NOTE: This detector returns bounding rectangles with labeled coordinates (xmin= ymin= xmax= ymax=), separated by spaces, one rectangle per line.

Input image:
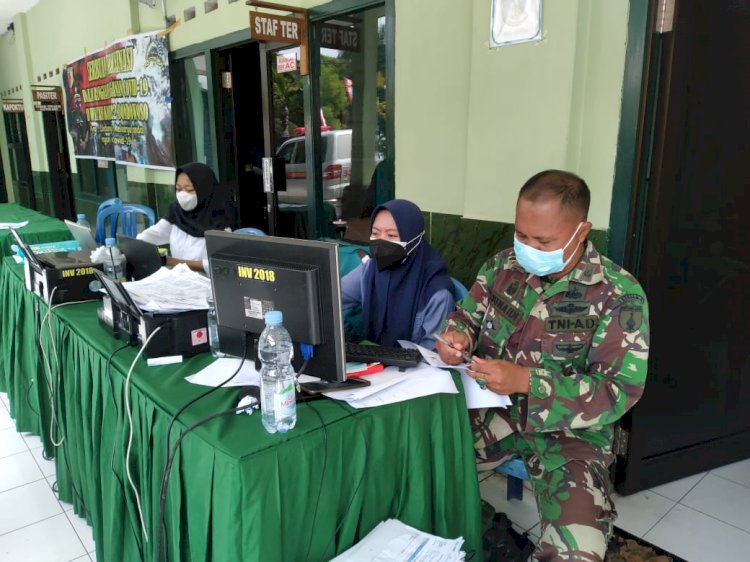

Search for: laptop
xmin=64 ymin=219 xmax=98 ymax=251
xmin=117 ymin=234 xmax=163 ymax=280
xmin=9 ymin=226 xmax=93 ymax=270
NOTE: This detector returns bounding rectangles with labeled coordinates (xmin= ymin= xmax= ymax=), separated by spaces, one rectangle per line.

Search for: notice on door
xmin=276 ymin=54 xmax=297 ymax=74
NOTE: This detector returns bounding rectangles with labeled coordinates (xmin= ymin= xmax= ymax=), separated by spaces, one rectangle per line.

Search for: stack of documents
xmin=122 ymin=264 xmax=212 ymax=313
xmin=330 ymin=518 xmax=465 ymax=561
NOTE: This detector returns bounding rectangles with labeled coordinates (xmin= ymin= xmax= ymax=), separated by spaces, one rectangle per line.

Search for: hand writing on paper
xmin=435 ymin=330 xmax=471 ymax=365
xmin=467 ymin=357 xmax=530 ymax=395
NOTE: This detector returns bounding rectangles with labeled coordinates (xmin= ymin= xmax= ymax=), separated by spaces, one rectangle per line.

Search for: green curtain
xmin=1 ymin=257 xmax=483 ymax=561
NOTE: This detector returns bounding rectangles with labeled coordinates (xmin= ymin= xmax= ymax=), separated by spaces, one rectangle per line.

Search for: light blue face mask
xmin=513 ymin=223 xmax=584 ymax=276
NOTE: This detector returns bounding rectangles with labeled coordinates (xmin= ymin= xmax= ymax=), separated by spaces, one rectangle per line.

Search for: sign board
xmin=276 ymin=54 xmax=297 ymax=73
xmin=2 ymin=100 xmax=24 ymax=113
xmin=250 ymin=12 xmax=303 ymax=43
xmin=320 ymin=23 xmax=360 ymax=52
xmin=262 ymin=157 xmax=274 ymax=193
xmin=32 ymin=86 xmax=63 ymax=112
xmin=63 ymin=31 xmax=175 ymax=169
xmin=32 ymin=87 xmax=62 ymax=103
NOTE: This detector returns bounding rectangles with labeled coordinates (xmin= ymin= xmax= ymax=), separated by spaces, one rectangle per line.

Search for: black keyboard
xmin=345 ymin=343 xmax=423 ymax=369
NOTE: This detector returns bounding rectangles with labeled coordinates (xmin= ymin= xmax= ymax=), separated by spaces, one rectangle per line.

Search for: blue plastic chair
xmin=95 ymin=198 xmax=123 ymax=243
xmin=234 ymin=227 xmax=267 ymax=236
xmin=96 ymin=204 xmax=156 ymax=242
xmin=496 ymin=457 xmax=530 ymax=501
xmin=451 ymin=277 xmax=469 ymax=301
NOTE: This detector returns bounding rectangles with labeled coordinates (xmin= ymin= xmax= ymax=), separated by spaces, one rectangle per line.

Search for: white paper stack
xmin=121 ymin=263 xmax=212 ymax=313
xmin=330 ymin=519 xmax=465 ymax=562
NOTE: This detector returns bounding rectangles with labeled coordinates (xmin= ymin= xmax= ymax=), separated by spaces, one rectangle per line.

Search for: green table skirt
xmin=0 ymin=258 xmax=483 ymax=561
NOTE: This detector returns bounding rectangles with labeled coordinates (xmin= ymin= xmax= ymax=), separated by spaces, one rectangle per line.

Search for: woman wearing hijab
xmin=138 ymin=162 xmax=231 ymax=272
xmin=341 ymin=199 xmax=455 ymax=350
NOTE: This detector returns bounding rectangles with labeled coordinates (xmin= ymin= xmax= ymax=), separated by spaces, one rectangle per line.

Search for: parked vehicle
xmin=275 ymin=129 xmax=352 ymax=218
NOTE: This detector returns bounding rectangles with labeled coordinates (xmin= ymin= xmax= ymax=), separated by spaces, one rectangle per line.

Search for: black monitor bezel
xmin=205 ymin=230 xmax=347 ymax=382
xmin=92 ymin=269 xmax=143 ymax=321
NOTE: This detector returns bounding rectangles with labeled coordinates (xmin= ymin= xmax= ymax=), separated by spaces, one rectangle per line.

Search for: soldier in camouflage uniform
xmin=437 ymin=170 xmax=649 ymax=562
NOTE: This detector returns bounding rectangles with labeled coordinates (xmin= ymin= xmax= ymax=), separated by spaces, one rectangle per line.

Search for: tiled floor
xmin=0 ymin=393 xmax=96 ymax=562
xmin=4 ymin=385 xmax=750 ymax=562
xmin=480 ymin=456 xmax=750 ymax=562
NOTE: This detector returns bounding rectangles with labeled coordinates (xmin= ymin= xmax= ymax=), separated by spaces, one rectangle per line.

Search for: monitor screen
xmin=205 ymin=231 xmax=347 ymax=382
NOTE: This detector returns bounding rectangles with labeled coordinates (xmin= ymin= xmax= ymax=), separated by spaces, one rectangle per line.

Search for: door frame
xmin=41 ymin=110 xmax=76 ymax=220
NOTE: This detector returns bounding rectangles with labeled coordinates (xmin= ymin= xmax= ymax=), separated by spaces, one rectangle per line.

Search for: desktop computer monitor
xmin=205 ymin=231 xmax=347 ymax=382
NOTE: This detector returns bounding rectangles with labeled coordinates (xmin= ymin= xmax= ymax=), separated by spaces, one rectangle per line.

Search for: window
xmin=172 ymin=54 xmax=213 ymax=168
xmin=314 ymin=3 xmax=392 ymax=242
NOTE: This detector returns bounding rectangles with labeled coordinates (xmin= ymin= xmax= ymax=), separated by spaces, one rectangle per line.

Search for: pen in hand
xmin=433 ymin=333 xmax=473 ymax=364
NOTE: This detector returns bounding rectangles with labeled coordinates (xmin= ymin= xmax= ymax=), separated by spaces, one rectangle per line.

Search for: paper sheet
xmin=397 ymin=339 xmax=470 ymax=371
xmin=323 ymin=364 xmax=458 ymax=408
xmin=330 ymin=518 xmax=465 ymax=562
xmin=185 ymin=357 xmax=260 ymax=387
xmin=0 ymin=221 xmax=29 ymax=229
xmin=460 ymin=372 xmax=511 ymax=409
xmin=185 ymin=359 xmax=322 ymax=388
xmin=122 ymin=263 xmax=212 ymax=313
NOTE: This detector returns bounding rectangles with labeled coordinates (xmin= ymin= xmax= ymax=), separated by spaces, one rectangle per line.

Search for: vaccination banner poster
xmin=63 ymin=32 xmax=175 ymax=169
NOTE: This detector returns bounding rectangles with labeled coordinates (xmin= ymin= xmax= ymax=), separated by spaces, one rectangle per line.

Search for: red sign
xmin=276 ymin=54 xmax=297 ymax=73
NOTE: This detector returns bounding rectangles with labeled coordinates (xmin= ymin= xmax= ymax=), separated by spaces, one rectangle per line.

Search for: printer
xmin=93 ymin=269 xmax=210 ymax=359
xmin=9 ymin=228 xmax=103 ymax=305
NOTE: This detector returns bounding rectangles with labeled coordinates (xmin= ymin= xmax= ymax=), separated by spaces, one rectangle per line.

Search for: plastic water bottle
xmin=103 ymin=237 xmax=127 ymax=281
xmin=76 ymin=213 xmax=91 ymax=230
xmin=259 ymin=311 xmax=296 ymax=434
xmin=206 ymin=296 xmax=227 ymax=358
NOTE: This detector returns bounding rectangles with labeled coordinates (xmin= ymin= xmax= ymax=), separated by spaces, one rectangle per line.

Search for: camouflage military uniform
xmin=444 ymin=241 xmax=649 ymax=562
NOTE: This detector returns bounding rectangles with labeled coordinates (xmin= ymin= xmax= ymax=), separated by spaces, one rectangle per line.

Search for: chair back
xmin=95 ymin=198 xmax=123 ymax=244
xmin=451 ymin=277 xmax=469 ymax=302
xmin=234 ymin=227 xmax=267 ymax=236
xmin=96 ymin=204 xmax=156 ymax=242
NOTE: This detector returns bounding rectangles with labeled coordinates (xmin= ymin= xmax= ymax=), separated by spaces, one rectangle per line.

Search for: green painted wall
xmin=395 ymin=0 xmax=629 ymax=231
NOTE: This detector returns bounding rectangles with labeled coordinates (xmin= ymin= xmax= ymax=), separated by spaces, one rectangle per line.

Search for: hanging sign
xmin=2 ymin=99 xmax=24 ymax=113
xmin=247 ymin=1 xmax=309 ymax=75
xmin=250 ymin=13 xmax=303 ymax=43
xmin=32 ymin=86 xmax=63 ymax=111
xmin=62 ymin=31 xmax=175 ymax=169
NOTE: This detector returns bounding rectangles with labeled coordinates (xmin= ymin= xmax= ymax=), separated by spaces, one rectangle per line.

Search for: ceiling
xmin=0 ymin=0 xmax=40 ymax=36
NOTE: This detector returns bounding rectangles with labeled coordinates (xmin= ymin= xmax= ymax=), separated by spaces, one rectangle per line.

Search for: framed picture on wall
xmin=490 ymin=0 xmax=542 ymax=47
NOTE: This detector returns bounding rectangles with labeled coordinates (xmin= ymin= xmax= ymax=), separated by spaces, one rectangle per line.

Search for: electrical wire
xmin=163 ymin=335 xmax=249 ymax=463
xmin=303 ymin=397 xmax=328 ymax=562
xmin=104 ymin=343 xmax=145 ymax=561
xmin=156 ymin=405 xmax=248 ymax=562
xmin=124 ymin=325 xmax=164 ymax=543
xmin=319 ymin=399 xmax=369 ymax=560
xmin=36 ymin=290 xmax=98 ymax=521
xmin=38 ymin=288 xmax=98 ymax=447
xmin=157 ymin=337 xmax=249 ymax=562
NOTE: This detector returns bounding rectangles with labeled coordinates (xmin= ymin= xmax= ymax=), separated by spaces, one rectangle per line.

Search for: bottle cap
xmin=77 ymin=213 xmax=86 ymax=221
xmin=105 ymin=237 xmax=116 ymax=247
xmin=264 ymin=310 xmax=283 ymax=325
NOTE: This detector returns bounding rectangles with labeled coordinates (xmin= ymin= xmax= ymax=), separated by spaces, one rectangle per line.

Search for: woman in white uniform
xmin=138 ymin=163 xmax=232 ymax=272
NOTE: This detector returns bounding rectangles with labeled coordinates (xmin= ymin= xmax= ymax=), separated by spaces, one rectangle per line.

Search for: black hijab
xmin=164 ymin=163 xmax=231 ymax=238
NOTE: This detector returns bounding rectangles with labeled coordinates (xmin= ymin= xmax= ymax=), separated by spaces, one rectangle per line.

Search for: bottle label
xmin=275 ymin=382 xmax=296 ymax=418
